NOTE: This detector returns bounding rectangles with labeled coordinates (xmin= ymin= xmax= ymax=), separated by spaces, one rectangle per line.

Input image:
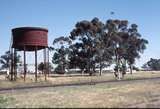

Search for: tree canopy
xmin=51 ymin=17 xmax=148 ymax=79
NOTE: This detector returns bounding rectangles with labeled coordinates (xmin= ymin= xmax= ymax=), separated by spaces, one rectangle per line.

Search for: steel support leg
xmin=35 ymin=46 xmax=38 ymax=82
xmin=24 ymin=46 xmax=26 ymax=82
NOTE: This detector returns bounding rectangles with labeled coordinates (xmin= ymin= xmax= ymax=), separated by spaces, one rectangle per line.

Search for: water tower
xmin=10 ymin=27 xmax=49 ymax=81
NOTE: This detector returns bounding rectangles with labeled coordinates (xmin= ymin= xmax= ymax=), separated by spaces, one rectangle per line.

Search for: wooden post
xmin=24 ymin=46 xmax=26 ymax=82
xmin=35 ymin=46 xmax=38 ymax=82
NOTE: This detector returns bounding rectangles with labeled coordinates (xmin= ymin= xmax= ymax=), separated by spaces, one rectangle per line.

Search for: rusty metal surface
xmin=12 ymin=27 xmax=48 ymax=51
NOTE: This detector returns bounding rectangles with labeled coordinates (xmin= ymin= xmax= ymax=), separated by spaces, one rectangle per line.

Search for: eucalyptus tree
xmin=51 ymin=17 xmax=148 ymax=80
xmin=68 ymin=42 xmax=87 ymax=74
xmin=38 ymin=62 xmax=45 ymax=74
xmin=0 ymin=50 xmax=21 ymax=81
xmin=0 ymin=50 xmax=21 ymax=70
xmin=105 ymin=19 xmax=129 ymax=79
xmin=126 ymin=24 xmax=148 ymax=74
xmin=0 ymin=51 xmax=11 ymax=70
xmin=93 ymin=22 xmax=114 ymax=75
xmin=69 ymin=17 xmax=113 ymax=75
xmin=105 ymin=19 xmax=148 ymax=79
xmin=52 ymin=36 xmax=71 ymax=74
xmin=143 ymin=58 xmax=160 ymax=71
xmin=69 ymin=19 xmax=95 ymax=75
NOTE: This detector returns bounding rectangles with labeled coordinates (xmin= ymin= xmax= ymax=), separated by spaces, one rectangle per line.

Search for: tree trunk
xmin=115 ymin=50 xmax=121 ymax=80
xmin=88 ymin=59 xmax=92 ymax=76
xmin=121 ymin=59 xmax=126 ymax=79
xmin=93 ymin=63 xmax=96 ymax=74
xmin=81 ymin=69 xmax=84 ymax=75
xmin=62 ymin=60 xmax=65 ymax=74
xmin=99 ymin=58 xmax=102 ymax=76
xmin=100 ymin=66 xmax=102 ymax=76
xmin=117 ymin=59 xmax=121 ymax=80
xmin=130 ymin=64 xmax=132 ymax=75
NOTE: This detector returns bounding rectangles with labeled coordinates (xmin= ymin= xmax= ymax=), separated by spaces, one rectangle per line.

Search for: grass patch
xmin=0 ymin=96 xmax=14 ymax=108
xmin=1 ymin=80 xmax=160 ymax=108
xmin=0 ymin=96 xmax=8 ymax=104
xmin=0 ymin=71 xmax=160 ymax=89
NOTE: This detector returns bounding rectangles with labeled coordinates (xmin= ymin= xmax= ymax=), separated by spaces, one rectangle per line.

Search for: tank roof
xmin=12 ymin=27 xmax=48 ymax=32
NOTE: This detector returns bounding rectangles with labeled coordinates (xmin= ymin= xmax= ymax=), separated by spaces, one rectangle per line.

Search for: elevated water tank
xmin=12 ymin=27 xmax=48 ymax=51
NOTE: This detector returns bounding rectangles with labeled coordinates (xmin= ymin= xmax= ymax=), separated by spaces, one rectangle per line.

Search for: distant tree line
xmin=142 ymin=58 xmax=160 ymax=71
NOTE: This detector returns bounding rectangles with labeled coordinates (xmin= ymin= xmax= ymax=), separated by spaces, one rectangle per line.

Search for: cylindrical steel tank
xmin=12 ymin=27 xmax=48 ymax=51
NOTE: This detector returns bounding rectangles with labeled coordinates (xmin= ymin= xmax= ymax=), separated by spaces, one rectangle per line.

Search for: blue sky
xmin=0 ymin=0 xmax=160 ymax=68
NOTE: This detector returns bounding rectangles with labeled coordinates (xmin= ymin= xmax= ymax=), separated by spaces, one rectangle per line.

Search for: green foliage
xmin=51 ymin=17 xmax=148 ymax=78
xmin=52 ymin=37 xmax=71 ymax=74
xmin=0 ymin=51 xmax=11 ymax=69
xmin=142 ymin=58 xmax=160 ymax=70
xmin=54 ymin=64 xmax=65 ymax=74
xmin=0 ymin=50 xmax=21 ymax=69
xmin=38 ymin=62 xmax=45 ymax=72
xmin=106 ymin=19 xmax=148 ymax=77
xmin=38 ymin=62 xmax=54 ymax=73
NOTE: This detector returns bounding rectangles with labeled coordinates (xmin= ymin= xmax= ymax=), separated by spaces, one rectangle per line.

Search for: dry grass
xmin=0 ymin=71 xmax=160 ymax=89
xmin=125 ymin=71 xmax=160 ymax=79
xmin=0 ymin=78 xmax=160 ymax=108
